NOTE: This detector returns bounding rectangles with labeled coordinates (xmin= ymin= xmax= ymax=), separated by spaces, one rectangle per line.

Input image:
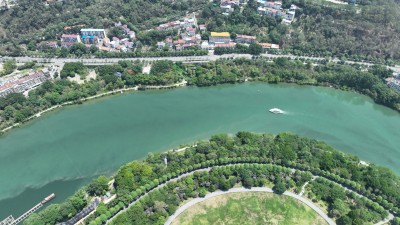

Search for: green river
xmin=0 ymin=83 xmax=399 ymax=218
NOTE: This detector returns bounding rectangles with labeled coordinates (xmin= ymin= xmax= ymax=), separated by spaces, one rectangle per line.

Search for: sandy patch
xmin=86 ymin=70 xmax=97 ymax=81
xmin=142 ymin=65 xmax=151 ymax=74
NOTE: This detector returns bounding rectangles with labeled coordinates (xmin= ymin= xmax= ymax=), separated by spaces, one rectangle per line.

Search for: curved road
xmin=164 ymin=187 xmax=335 ymax=225
xmin=105 ymin=168 xmax=211 ymax=224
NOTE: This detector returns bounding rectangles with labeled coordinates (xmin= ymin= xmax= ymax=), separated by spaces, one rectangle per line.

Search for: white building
xmin=81 ymin=29 xmax=106 ymax=39
xmin=386 ymin=77 xmax=400 ymax=92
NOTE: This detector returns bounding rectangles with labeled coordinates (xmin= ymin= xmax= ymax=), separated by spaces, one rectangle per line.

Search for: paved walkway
xmin=164 ymin=187 xmax=336 ymax=225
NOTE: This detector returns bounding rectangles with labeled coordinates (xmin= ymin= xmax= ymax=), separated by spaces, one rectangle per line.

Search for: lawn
xmin=171 ymin=192 xmax=327 ymax=225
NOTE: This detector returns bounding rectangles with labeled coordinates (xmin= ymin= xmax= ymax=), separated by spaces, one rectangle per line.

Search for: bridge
xmin=0 ymin=194 xmax=55 ymax=225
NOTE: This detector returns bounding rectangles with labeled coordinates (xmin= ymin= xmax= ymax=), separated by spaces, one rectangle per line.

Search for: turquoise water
xmin=0 ymin=83 xmax=399 ymax=218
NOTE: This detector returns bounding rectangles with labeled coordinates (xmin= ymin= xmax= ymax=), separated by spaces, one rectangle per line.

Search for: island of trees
xmin=24 ymin=132 xmax=400 ymax=225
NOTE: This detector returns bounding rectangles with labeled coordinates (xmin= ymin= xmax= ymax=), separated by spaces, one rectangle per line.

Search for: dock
xmin=0 ymin=194 xmax=55 ymax=225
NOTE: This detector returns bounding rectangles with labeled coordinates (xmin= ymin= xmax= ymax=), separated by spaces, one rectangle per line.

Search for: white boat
xmin=269 ymin=108 xmax=285 ymax=114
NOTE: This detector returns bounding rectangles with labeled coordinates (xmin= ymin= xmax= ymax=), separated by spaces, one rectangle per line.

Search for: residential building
xmin=386 ymin=77 xmax=400 ymax=92
xmin=186 ymin=27 xmax=196 ymax=36
xmin=215 ymin=43 xmax=236 ymax=49
xmin=199 ymin=24 xmax=206 ymax=32
xmin=0 ymin=71 xmax=51 ymax=98
xmin=80 ymin=29 xmax=106 ymax=39
xmin=61 ymin=34 xmax=80 ymax=43
xmin=201 ymin=41 xmax=210 ymax=50
xmin=156 ymin=21 xmax=181 ymax=30
xmin=258 ymin=42 xmax=280 ymax=51
xmin=128 ymin=31 xmax=136 ymax=40
xmin=47 ymin=42 xmax=59 ymax=48
xmin=61 ymin=42 xmax=75 ymax=48
xmin=264 ymin=1 xmax=282 ymax=9
xmin=157 ymin=42 xmax=166 ymax=49
xmin=235 ymin=34 xmax=256 ymax=44
xmin=220 ymin=4 xmax=234 ymax=13
xmin=181 ymin=18 xmax=196 ymax=28
xmin=209 ymin=32 xmax=231 ymax=44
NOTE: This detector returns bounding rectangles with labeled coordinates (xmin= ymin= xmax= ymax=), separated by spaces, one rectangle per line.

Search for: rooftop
xmin=236 ymin=34 xmax=256 ymax=39
xmin=210 ymin=32 xmax=230 ymax=37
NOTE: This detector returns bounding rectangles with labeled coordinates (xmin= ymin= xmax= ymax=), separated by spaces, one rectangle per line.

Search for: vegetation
xmin=24 ymin=132 xmax=399 ymax=225
xmin=60 ymin=62 xmax=87 ymax=79
xmin=285 ymin=0 xmax=400 ymax=63
xmin=0 ymin=59 xmax=17 ymax=76
xmin=171 ymin=192 xmax=327 ymax=225
xmin=214 ymin=43 xmax=263 ymax=55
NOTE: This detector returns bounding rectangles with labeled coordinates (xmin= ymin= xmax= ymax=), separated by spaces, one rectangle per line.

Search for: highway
xmin=2 ymin=54 xmax=399 ymax=72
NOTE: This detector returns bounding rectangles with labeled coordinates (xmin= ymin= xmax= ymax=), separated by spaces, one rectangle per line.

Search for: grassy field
xmin=171 ymin=192 xmax=328 ymax=225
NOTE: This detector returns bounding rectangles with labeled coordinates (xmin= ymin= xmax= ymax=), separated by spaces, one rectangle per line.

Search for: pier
xmin=0 ymin=194 xmax=55 ymax=225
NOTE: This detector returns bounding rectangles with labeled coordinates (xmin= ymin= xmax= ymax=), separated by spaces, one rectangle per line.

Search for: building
xmin=214 ymin=43 xmax=236 ymax=49
xmin=199 ymin=24 xmax=206 ymax=32
xmin=156 ymin=21 xmax=181 ymax=30
xmin=209 ymin=32 xmax=231 ymax=44
xmin=264 ymin=1 xmax=282 ymax=9
xmin=220 ymin=4 xmax=234 ymax=13
xmin=0 ymin=71 xmax=51 ymax=98
xmin=258 ymin=42 xmax=280 ymax=51
xmin=47 ymin=42 xmax=59 ymax=48
xmin=80 ymin=29 xmax=106 ymax=39
xmin=186 ymin=27 xmax=196 ymax=36
xmin=61 ymin=34 xmax=80 ymax=43
xmin=235 ymin=34 xmax=256 ymax=44
xmin=201 ymin=41 xmax=210 ymax=50
xmin=386 ymin=77 xmax=400 ymax=92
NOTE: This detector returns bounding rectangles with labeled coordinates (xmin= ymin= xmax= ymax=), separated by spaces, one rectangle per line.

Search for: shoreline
xmin=0 ymin=80 xmax=188 ymax=134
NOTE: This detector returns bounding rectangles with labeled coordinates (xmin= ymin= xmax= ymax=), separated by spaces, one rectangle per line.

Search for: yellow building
xmin=209 ymin=32 xmax=231 ymax=44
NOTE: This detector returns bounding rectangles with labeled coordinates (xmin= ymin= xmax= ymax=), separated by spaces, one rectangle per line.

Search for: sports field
xmin=171 ymin=192 xmax=327 ymax=225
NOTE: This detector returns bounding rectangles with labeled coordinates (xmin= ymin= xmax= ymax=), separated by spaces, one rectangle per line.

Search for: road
xmin=3 ymin=54 xmax=400 ymax=72
xmin=164 ymin=187 xmax=336 ymax=225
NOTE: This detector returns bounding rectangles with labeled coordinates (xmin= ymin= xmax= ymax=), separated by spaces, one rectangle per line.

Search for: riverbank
xmin=0 ymin=80 xmax=188 ymax=135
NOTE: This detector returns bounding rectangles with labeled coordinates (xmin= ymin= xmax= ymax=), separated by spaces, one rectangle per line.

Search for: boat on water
xmin=269 ymin=108 xmax=285 ymax=114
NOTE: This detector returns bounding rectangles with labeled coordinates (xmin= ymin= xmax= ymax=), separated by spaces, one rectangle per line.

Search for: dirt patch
xmin=86 ymin=70 xmax=97 ymax=81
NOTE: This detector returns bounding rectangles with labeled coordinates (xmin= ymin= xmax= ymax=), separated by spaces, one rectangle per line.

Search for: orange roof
xmin=215 ymin=43 xmax=236 ymax=47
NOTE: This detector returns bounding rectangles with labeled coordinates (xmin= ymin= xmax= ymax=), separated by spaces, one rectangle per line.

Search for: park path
xmin=105 ymin=168 xmax=211 ymax=224
xmin=164 ymin=187 xmax=336 ymax=225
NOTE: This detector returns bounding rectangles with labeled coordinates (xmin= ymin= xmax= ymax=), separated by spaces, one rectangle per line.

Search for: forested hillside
xmin=285 ymin=0 xmax=400 ymax=61
xmin=0 ymin=0 xmax=400 ymax=61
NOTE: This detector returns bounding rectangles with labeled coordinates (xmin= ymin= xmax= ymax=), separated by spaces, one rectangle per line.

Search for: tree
xmin=1 ymin=59 xmax=17 ymax=76
xmin=329 ymin=199 xmax=350 ymax=218
xmin=273 ymin=180 xmax=287 ymax=194
xmin=90 ymin=45 xmax=98 ymax=54
xmin=87 ymin=176 xmax=109 ymax=196
xmin=150 ymin=60 xmax=174 ymax=75
xmin=96 ymin=203 xmax=108 ymax=215
xmin=248 ymin=43 xmax=263 ymax=55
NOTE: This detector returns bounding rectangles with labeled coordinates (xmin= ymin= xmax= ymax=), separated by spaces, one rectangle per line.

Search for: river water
xmin=0 ymin=83 xmax=399 ymax=218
